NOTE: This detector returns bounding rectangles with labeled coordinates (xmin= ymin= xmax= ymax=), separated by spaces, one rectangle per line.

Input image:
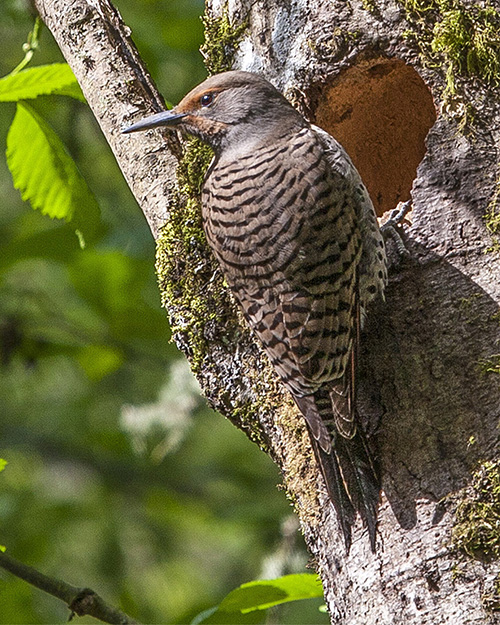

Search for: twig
xmin=9 ymin=16 xmax=42 ymax=76
xmin=0 ymin=550 xmax=141 ymax=624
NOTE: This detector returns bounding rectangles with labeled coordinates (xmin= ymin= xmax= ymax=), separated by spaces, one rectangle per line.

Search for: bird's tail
xmin=295 ymin=393 xmax=380 ymax=552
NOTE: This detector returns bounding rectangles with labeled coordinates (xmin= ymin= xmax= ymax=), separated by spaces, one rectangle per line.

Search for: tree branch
xmin=33 ymin=0 xmax=182 ymax=238
xmin=0 ymin=550 xmax=141 ymax=624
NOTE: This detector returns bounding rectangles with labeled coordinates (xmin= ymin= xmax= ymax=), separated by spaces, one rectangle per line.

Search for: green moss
xmin=483 ymin=574 xmax=500 ymax=611
xmin=485 ymin=178 xmax=500 ymax=252
xmin=450 ymin=562 xmax=465 ymax=580
xmin=153 ymin=5 xmax=281 ymax=448
xmin=457 ymin=292 xmax=484 ymax=325
xmin=155 ymin=4 xmax=248 ymax=373
xmin=230 ymin=375 xmax=283 ymax=451
xmin=201 ymin=5 xmax=248 ymax=76
xmin=397 ymin=0 xmax=500 ymax=100
xmin=360 ymin=0 xmax=378 ymax=13
xmin=452 ymin=460 xmax=500 ymax=560
xmin=432 ymin=5 xmax=500 ymax=91
xmin=486 ymin=207 xmax=500 ymax=240
xmin=400 ymin=0 xmax=439 ymax=12
xmin=478 ymin=355 xmax=500 ymax=375
xmin=155 ymin=143 xmax=215 ymax=370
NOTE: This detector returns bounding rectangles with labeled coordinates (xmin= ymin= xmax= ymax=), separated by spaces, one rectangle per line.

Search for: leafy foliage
xmin=0 ymin=63 xmax=84 ymax=102
xmin=7 ymin=102 xmax=100 ymax=244
xmin=193 ymin=574 xmax=324 ymax=624
xmin=0 ymin=61 xmax=99 ymax=245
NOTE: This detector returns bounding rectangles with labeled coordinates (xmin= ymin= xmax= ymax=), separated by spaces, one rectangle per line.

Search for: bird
xmin=123 ymin=70 xmax=387 ymax=551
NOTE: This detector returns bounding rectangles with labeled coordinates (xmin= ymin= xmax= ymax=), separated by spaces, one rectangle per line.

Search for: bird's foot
xmin=381 ymin=200 xmax=412 ymax=260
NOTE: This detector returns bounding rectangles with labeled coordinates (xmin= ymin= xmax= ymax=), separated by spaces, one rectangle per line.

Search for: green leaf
xmin=0 ymin=546 xmax=6 ymax=553
xmin=219 ymin=574 xmax=324 ymax=613
xmin=192 ymin=574 xmax=324 ymax=624
xmin=190 ymin=607 xmax=219 ymax=625
xmin=0 ymin=63 xmax=85 ymax=102
xmin=195 ymin=609 xmax=265 ymax=624
xmin=6 ymin=103 xmax=100 ymax=244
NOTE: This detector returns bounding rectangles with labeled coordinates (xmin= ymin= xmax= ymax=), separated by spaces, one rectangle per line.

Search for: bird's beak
xmin=122 ymin=110 xmax=187 ymax=134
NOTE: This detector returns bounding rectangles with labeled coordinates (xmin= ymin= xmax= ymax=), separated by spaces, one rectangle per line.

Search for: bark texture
xmin=34 ymin=0 xmax=500 ymax=622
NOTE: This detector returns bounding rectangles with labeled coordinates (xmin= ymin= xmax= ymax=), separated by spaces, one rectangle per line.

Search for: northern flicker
xmin=123 ymin=71 xmax=387 ymax=550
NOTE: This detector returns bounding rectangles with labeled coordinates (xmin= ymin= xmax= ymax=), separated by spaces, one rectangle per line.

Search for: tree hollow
xmin=312 ymin=57 xmax=437 ymax=216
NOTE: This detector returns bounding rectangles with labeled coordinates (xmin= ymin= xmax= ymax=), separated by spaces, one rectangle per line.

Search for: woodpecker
xmin=123 ymin=71 xmax=387 ymax=550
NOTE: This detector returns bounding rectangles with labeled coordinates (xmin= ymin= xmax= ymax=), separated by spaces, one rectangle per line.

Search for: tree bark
xmin=34 ymin=0 xmax=500 ymax=622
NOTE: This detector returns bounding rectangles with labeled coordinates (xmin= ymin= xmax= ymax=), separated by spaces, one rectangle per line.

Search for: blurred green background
xmin=0 ymin=0 xmax=328 ymax=623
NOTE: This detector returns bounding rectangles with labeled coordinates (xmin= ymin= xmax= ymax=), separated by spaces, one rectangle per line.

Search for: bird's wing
xmin=230 ymin=128 xmax=362 ymax=430
xmin=279 ymin=283 xmax=359 ymax=440
xmin=312 ymin=124 xmax=387 ymax=316
xmin=274 ymin=128 xmax=361 ymax=395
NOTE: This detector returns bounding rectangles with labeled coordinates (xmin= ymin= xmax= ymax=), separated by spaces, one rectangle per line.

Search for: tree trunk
xmin=34 ymin=0 xmax=500 ymax=622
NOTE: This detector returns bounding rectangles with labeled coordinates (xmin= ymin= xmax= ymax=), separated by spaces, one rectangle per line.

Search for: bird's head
xmin=122 ymin=71 xmax=306 ymax=153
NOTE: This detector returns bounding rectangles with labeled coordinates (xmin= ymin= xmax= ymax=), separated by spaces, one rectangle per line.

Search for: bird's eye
xmin=200 ymin=93 xmax=214 ymax=107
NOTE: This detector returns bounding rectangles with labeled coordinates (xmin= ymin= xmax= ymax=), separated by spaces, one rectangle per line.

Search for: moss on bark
xmin=154 ymin=4 xmax=248 ymax=372
xmin=397 ymin=0 xmax=500 ymax=97
xmin=452 ymin=460 xmax=500 ymax=560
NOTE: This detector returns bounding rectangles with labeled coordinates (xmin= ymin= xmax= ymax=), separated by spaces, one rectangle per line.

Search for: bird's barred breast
xmin=202 ymin=127 xmax=362 ymax=296
xmin=201 ymin=127 xmax=362 ymax=393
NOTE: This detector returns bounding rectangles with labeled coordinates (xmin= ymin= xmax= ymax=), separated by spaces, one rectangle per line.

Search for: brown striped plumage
xmin=123 ymin=71 xmax=387 ymax=551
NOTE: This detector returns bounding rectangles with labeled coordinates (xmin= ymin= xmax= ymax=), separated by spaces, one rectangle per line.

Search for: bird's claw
xmin=381 ymin=200 xmax=412 ymax=259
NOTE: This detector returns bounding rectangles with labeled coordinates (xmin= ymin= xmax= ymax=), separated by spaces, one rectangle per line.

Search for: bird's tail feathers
xmin=295 ymin=394 xmax=380 ymax=552
xmin=309 ymin=436 xmax=356 ymax=550
xmin=333 ymin=429 xmax=379 ymax=551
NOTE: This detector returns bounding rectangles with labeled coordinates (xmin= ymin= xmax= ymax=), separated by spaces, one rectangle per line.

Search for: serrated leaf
xmin=0 ymin=63 xmax=85 ymax=102
xmin=6 ymin=103 xmax=100 ymax=243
